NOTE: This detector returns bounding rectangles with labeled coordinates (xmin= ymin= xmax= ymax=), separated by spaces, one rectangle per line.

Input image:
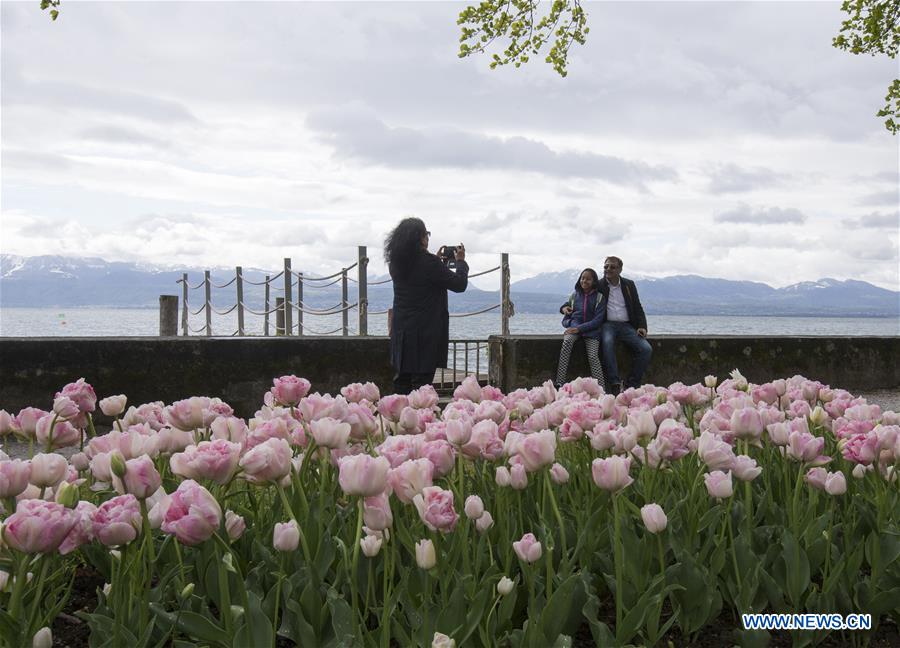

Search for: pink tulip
xmin=271 ymin=375 xmax=312 ymax=407
xmin=464 ymin=495 xmax=485 ymax=520
xmin=824 ymin=471 xmax=847 ymax=495
xmin=495 ymin=466 xmax=511 ymax=487
xmin=363 ymin=492 xmax=393 ymax=531
xmin=165 ymin=397 xmax=212 ymax=431
xmin=475 ymin=511 xmax=494 ymax=533
xmin=805 ymin=467 xmax=828 ymax=490
xmin=841 ymin=433 xmax=878 ymax=465
xmin=697 ymin=432 xmax=735 ymax=471
xmin=627 ymin=409 xmax=657 ymax=440
xmin=170 ymin=439 xmax=242 ymax=485
xmin=387 ymin=458 xmax=434 ymax=504
xmin=310 ymin=417 xmax=352 ymax=449
xmin=113 ymin=455 xmax=162 ymax=499
xmin=225 ymin=510 xmax=246 ymax=541
xmin=408 ymin=385 xmax=439 ymax=410
xmin=445 ymin=419 xmax=473 ymax=446
xmin=452 ymin=376 xmax=482 ymax=403
xmin=239 ymin=438 xmax=293 ymax=483
xmin=766 ymin=422 xmax=791 ymax=446
xmin=273 ymin=520 xmax=300 ymax=551
xmin=516 ymin=430 xmax=557 ymax=472
xmin=2 ymin=499 xmax=77 ymax=553
xmin=509 ymin=464 xmax=528 ymax=490
xmin=413 ymin=486 xmax=459 ymax=533
xmin=345 ymin=403 xmax=379 ymax=440
xmin=210 ymin=417 xmax=249 ymax=444
xmin=99 ymin=395 xmax=128 ymax=417
xmin=35 ymin=415 xmax=81 ymax=450
xmin=420 ymin=440 xmax=455 ymax=478
xmin=160 ymin=480 xmax=222 ymax=546
xmin=338 ymin=454 xmax=390 ymax=497
xmin=0 ymin=459 xmax=32 ymax=498
xmin=29 ymin=453 xmax=68 ymax=488
xmin=14 ymin=407 xmax=49 ymax=440
xmin=0 ymin=409 xmax=13 ymax=436
xmin=93 ymin=494 xmax=142 ymax=546
xmin=341 ymin=382 xmax=380 ymax=404
xmin=591 ymin=456 xmax=633 ymax=492
xmin=704 ymin=470 xmax=733 ymax=498
xmin=56 ymin=378 xmax=97 ymax=413
xmin=732 ymin=455 xmax=762 ymax=482
xmin=730 ymin=408 xmax=764 ymax=441
xmin=53 ymin=397 xmax=81 ymax=420
xmin=512 ymin=532 xmax=542 ymax=563
xmin=461 ymin=420 xmax=504 ymax=461
xmin=474 ymin=400 xmax=507 ymax=425
xmin=377 ymin=395 xmax=409 ymax=422
xmin=550 ymin=462 xmax=570 ymax=484
xmin=787 ymin=431 xmax=825 ymax=463
xmin=640 ymin=503 xmax=667 ymax=533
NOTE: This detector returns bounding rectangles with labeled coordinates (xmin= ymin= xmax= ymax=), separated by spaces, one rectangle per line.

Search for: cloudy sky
xmin=1 ymin=1 xmax=898 ymax=290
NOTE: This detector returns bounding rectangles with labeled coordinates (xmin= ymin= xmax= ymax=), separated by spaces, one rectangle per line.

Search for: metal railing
xmin=173 ymin=247 xmax=514 ymax=342
xmin=436 ymin=340 xmax=491 ymax=391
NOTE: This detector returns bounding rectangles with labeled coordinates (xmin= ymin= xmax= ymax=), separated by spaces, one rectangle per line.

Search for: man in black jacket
xmin=561 ymin=256 xmax=651 ymax=394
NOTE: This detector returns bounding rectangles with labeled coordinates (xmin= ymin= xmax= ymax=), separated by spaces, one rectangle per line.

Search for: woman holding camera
xmin=556 ymin=268 xmax=606 ymax=388
xmin=385 ymin=217 xmax=468 ymax=394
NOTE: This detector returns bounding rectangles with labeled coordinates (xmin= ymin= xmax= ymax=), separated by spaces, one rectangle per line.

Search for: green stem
xmin=24 ymin=558 xmax=51 ymax=640
xmin=349 ymin=498 xmax=364 ymax=633
xmin=613 ymin=494 xmax=623 ymax=632
xmin=273 ymin=554 xmax=285 ymax=644
xmin=276 ymin=483 xmax=312 ymax=565
xmin=546 ymin=470 xmax=568 ymax=565
xmin=215 ymin=543 xmax=233 ymax=636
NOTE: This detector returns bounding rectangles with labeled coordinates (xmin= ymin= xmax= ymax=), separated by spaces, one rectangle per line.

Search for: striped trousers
xmin=556 ymin=333 xmax=605 ymax=387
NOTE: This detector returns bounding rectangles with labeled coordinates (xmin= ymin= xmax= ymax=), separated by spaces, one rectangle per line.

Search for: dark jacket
xmin=390 ymin=251 xmax=469 ymax=373
xmin=561 ymin=289 xmax=605 ymax=339
xmin=559 ymin=277 xmax=647 ymax=331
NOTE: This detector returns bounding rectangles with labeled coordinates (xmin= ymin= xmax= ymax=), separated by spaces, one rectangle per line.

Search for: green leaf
xmin=326 ymin=587 xmax=355 ymax=646
xmin=540 ymin=572 xmax=582 ymax=644
xmin=149 ymin=604 xmax=230 ymax=647
xmin=233 ymin=591 xmax=273 ymax=648
xmin=781 ymin=530 xmax=810 ymax=608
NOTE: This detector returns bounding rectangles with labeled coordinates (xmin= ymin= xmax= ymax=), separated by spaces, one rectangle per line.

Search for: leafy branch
xmin=40 ymin=0 xmax=61 ymax=21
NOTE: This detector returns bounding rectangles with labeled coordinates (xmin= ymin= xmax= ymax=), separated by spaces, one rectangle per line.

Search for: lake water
xmin=1 ymin=307 xmax=898 ymax=338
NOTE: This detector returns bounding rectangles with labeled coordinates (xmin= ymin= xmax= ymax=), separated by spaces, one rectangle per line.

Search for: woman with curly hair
xmin=384 ymin=217 xmax=468 ymax=394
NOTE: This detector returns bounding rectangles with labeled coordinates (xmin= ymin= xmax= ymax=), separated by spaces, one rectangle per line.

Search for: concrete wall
xmin=0 ymin=337 xmax=394 ymax=419
xmin=488 ymin=335 xmax=900 ymax=393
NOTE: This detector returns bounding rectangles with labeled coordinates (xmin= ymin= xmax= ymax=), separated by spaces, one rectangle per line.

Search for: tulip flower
xmin=113 ymin=455 xmax=162 ymax=499
xmin=387 ymin=458 xmax=433 ymax=503
xmin=475 ymin=511 xmax=494 ymax=533
xmin=99 ymin=395 xmax=128 ymax=418
xmin=512 ymin=532 xmax=542 ymax=563
xmin=824 ymin=471 xmax=847 ymax=495
xmin=704 ymin=375 xmax=718 ymax=388
xmin=432 ymin=632 xmax=456 ymax=648
xmin=697 ymin=432 xmax=736 ymax=471
xmin=56 ymin=378 xmax=97 ymax=413
xmin=2 ymin=499 xmax=77 ymax=553
xmin=239 ymin=438 xmax=293 ymax=483
xmin=360 ymin=534 xmax=383 ymax=557
xmin=787 ymin=431 xmax=826 ymax=463
xmin=415 ymin=539 xmax=436 ymax=569
xmin=420 ymin=440 xmax=455 ymax=478
xmin=170 ymin=439 xmax=242 ymax=485
xmin=271 ymin=375 xmax=312 ymax=407
xmin=495 ymin=466 xmax=511 ymax=487
xmin=550 ymin=462 xmax=570 ymax=484
xmin=640 ymin=503 xmax=667 ymax=533
xmin=414 ymin=486 xmax=459 ymax=533
xmin=730 ymin=408 xmax=764 ymax=441
xmin=497 ymin=576 xmax=515 ymax=596
xmin=29 ymin=453 xmax=68 ymax=488
xmin=93 ymin=494 xmax=142 ymax=546
xmin=160 ymin=480 xmax=222 ymax=546
xmin=32 ymin=627 xmax=52 ymax=648
xmin=732 ymin=455 xmax=762 ymax=482
xmin=273 ymin=520 xmax=300 ymax=552
xmin=0 ymin=459 xmax=32 ymax=498
xmin=516 ymin=429 xmax=557 ymax=471
xmin=464 ymin=495 xmax=485 ymax=520
xmin=225 ymin=510 xmax=246 ymax=541
xmin=704 ymin=470 xmax=734 ymax=499
xmin=53 ymin=396 xmax=80 ymax=420
xmin=363 ymin=493 xmax=393 ymax=531
xmin=310 ymin=417 xmax=352 ymax=449
xmin=805 ymin=467 xmax=828 ymax=490
xmin=591 ymin=456 xmax=633 ymax=492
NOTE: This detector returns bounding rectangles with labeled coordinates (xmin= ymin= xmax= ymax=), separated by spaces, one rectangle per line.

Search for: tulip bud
xmin=70 ymin=452 xmax=90 ymax=472
xmin=109 ymin=451 xmax=127 ymax=479
xmin=225 ymin=510 xmax=246 ymax=541
xmin=432 ymin=632 xmax=455 ymax=648
xmin=99 ymin=395 xmax=128 ymax=417
xmin=360 ymin=534 xmax=383 ymax=557
xmin=824 ymin=471 xmax=847 ymax=495
xmin=494 ymin=466 xmax=510 ymax=487
xmin=475 ymin=511 xmax=494 ymax=534
xmin=273 ymin=520 xmax=300 ymax=552
xmin=809 ymin=406 xmax=829 ymax=428
xmin=497 ymin=576 xmax=515 ymax=596
xmin=464 ymin=495 xmax=484 ymax=520
xmin=509 ymin=464 xmax=528 ymax=490
xmin=640 ymin=503 xmax=667 ymax=534
xmin=549 ymin=462 xmax=569 ymax=484
xmin=415 ymin=539 xmax=436 ymax=569
xmin=55 ymin=481 xmax=79 ymax=508
xmin=180 ymin=583 xmax=195 ymax=600
xmin=704 ymin=375 xmax=718 ymax=388
xmin=852 ymin=463 xmax=869 ymax=479
xmin=102 ymin=583 xmax=112 ymax=597
xmin=32 ymin=627 xmax=52 ymax=648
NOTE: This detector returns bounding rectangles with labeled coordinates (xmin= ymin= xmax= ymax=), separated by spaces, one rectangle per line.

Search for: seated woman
xmin=556 ymin=268 xmax=606 ymax=388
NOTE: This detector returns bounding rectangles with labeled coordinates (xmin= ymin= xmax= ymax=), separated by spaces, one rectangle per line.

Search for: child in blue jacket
xmin=556 ymin=268 xmax=606 ymax=388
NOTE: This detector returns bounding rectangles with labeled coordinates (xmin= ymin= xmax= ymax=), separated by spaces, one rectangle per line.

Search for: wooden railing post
xmin=236 ymin=266 xmax=245 ymax=336
xmin=159 ymin=295 xmax=178 ymax=336
xmin=264 ymin=275 xmax=271 ymax=336
xmin=358 ymin=246 xmax=368 ymax=336
xmin=275 ymin=297 xmax=285 ymax=336
xmin=204 ymin=270 xmax=212 ymax=337
xmin=181 ymin=273 xmax=188 ymax=336
xmin=283 ymin=258 xmax=293 ymax=336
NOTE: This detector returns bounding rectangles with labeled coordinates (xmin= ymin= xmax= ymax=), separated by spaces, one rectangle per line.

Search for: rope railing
xmin=171 ymin=248 xmax=512 ymax=338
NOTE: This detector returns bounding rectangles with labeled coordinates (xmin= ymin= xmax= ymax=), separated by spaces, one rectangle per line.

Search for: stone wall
xmin=0 ymin=337 xmax=394 ymax=419
xmin=488 ymin=335 xmax=900 ymax=393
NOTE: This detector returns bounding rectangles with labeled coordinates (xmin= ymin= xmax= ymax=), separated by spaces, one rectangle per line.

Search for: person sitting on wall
xmin=555 ymin=268 xmax=606 ymax=389
xmin=385 ymin=217 xmax=468 ymax=395
xmin=560 ymin=256 xmax=651 ymax=395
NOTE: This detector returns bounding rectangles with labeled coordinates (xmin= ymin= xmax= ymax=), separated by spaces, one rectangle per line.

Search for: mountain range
xmin=1 ymin=254 xmax=898 ymax=317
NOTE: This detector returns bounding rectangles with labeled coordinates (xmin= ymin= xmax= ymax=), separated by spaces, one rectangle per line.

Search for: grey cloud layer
xmin=842 ymin=211 xmax=899 ymax=229
xmin=707 ymin=164 xmax=786 ymax=193
xmin=307 ymin=109 xmax=676 ymax=187
xmin=714 ymin=205 xmax=806 ymax=225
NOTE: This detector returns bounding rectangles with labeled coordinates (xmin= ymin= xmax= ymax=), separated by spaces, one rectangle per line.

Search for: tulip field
xmin=1 ymin=371 xmax=898 ymax=647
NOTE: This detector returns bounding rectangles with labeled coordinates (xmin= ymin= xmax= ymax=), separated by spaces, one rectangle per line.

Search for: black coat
xmin=390 ymin=251 xmax=469 ymax=373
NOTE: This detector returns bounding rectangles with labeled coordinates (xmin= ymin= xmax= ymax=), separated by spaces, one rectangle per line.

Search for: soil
xmin=51 ymin=568 xmax=900 ymax=647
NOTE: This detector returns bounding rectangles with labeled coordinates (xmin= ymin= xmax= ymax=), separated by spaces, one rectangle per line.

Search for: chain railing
xmin=173 ymin=247 xmax=513 ymax=340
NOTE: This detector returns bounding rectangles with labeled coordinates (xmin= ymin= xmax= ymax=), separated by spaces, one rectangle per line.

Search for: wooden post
xmin=204 ymin=270 xmax=212 ymax=337
xmin=358 ymin=246 xmax=368 ymax=336
xmin=264 ymin=275 xmax=271 ymax=336
xmin=181 ymin=273 xmax=188 ymax=336
xmin=236 ymin=267 xmax=245 ymax=336
xmin=275 ymin=297 xmax=285 ymax=336
xmin=341 ymin=268 xmax=349 ymax=336
xmin=159 ymin=295 xmax=178 ymax=336
xmin=297 ymin=272 xmax=304 ymax=336
xmin=500 ymin=252 xmax=510 ymax=336
xmin=283 ymin=258 xmax=293 ymax=336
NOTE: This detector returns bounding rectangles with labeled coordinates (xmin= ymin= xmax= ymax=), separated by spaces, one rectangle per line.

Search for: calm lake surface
xmin=1 ymin=308 xmax=898 ymax=338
